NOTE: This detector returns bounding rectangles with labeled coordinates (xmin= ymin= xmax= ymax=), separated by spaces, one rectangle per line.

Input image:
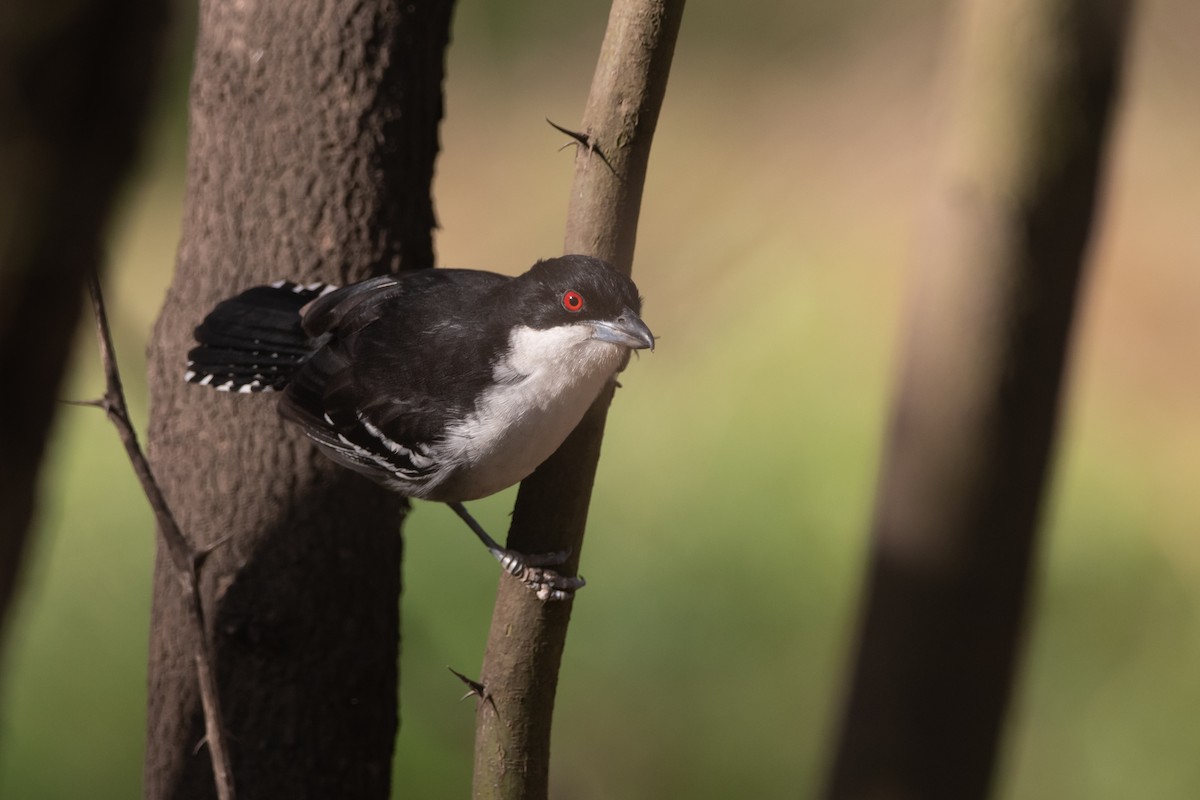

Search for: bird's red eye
xmin=562 ymin=290 xmax=584 ymax=312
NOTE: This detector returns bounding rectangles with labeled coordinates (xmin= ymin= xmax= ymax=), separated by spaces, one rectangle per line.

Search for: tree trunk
xmin=824 ymin=1 xmax=1132 ymax=798
xmin=0 ymin=0 xmax=166 ymax=644
xmin=144 ymin=1 xmax=454 ymax=797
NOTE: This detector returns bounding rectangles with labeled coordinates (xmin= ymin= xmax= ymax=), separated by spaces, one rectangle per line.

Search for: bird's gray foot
xmin=491 ymin=548 xmax=586 ymax=602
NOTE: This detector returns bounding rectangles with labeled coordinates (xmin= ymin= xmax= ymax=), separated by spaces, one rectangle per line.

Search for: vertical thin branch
xmin=471 ymin=2 xmax=685 ymax=799
xmin=824 ymin=0 xmax=1132 ymax=798
xmin=84 ymin=273 xmax=235 ymax=800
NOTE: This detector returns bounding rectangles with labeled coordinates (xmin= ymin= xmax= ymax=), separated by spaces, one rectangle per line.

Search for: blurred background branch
xmin=0 ymin=0 xmax=166 ymax=652
xmin=825 ymin=0 xmax=1134 ymax=797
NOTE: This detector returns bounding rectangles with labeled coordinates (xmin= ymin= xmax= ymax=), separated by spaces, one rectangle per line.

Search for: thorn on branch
xmin=60 ymin=397 xmax=109 ymax=410
xmin=195 ymin=533 xmax=237 ymax=569
xmin=546 ymin=118 xmax=590 ymax=147
xmin=448 ymin=666 xmax=497 ymax=713
xmin=546 ymin=118 xmax=618 ymax=177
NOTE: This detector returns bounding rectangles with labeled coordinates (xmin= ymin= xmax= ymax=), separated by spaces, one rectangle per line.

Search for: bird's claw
xmin=493 ymin=548 xmax=586 ymax=602
xmin=522 ymin=566 xmax=586 ymax=602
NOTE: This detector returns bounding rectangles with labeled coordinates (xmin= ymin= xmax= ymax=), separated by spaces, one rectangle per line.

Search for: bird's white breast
xmin=437 ymin=323 xmax=625 ymax=501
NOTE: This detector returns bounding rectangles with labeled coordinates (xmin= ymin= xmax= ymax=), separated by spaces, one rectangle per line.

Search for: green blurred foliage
xmin=3 ymin=0 xmax=1199 ymax=798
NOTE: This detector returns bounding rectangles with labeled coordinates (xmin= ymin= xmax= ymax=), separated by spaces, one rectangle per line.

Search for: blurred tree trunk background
xmin=825 ymin=0 xmax=1133 ymax=798
xmin=0 ymin=0 xmax=167 ymax=649
xmin=143 ymin=0 xmax=454 ymax=797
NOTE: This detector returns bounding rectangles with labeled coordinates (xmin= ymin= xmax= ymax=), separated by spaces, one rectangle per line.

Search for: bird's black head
xmin=512 ymin=255 xmax=654 ymax=350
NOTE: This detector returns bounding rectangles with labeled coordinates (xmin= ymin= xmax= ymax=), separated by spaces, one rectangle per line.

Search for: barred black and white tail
xmin=185 ymin=280 xmax=336 ymax=393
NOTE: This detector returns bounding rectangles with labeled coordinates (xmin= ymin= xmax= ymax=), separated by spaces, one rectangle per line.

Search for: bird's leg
xmin=447 ymin=502 xmax=586 ymax=601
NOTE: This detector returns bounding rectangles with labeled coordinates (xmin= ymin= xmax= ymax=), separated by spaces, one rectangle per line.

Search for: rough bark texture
xmin=471 ymin=2 xmax=685 ymax=798
xmin=0 ymin=0 xmax=166 ymax=646
xmin=144 ymin=1 xmax=454 ymax=798
xmin=824 ymin=1 xmax=1132 ymax=799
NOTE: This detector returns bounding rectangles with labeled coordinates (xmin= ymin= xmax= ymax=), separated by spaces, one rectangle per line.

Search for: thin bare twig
xmin=83 ymin=272 xmax=236 ymax=800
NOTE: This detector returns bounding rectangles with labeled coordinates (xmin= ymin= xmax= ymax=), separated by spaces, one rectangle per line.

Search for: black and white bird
xmin=185 ymin=254 xmax=654 ymax=600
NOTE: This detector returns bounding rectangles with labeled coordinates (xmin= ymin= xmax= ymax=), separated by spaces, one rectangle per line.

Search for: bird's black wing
xmin=278 ymin=269 xmax=511 ymax=492
xmin=300 ymin=276 xmax=403 ymax=337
